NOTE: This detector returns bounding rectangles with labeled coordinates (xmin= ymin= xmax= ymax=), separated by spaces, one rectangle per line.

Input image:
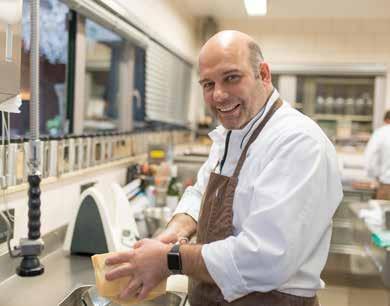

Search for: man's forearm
xmin=166 ymin=213 xmax=197 ymax=238
xmin=181 ymin=244 xmax=215 ymax=284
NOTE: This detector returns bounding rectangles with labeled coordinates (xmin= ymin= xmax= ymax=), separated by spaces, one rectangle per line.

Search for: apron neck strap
xmin=232 ymin=98 xmax=283 ymax=178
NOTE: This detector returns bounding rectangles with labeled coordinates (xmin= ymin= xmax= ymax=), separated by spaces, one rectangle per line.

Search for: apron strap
xmin=232 ymin=98 xmax=283 ymax=178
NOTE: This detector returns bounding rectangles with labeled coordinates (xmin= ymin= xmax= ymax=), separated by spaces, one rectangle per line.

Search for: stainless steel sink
xmin=59 ymin=285 xmax=93 ymax=306
xmin=59 ymin=285 xmax=187 ymax=306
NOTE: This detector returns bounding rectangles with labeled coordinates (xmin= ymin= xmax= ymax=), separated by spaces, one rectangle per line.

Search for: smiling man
xmin=198 ymin=31 xmax=271 ymax=130
xmin=104 ymin=30 xmax=343 ymax=306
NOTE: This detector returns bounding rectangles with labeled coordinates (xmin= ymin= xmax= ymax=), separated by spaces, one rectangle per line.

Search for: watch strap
xmin=167 ymin=243 xmax=182 ymax=274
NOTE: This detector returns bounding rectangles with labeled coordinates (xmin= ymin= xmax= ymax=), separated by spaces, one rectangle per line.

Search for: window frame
xmin=72 ymin=14 xmax=137 ymax=133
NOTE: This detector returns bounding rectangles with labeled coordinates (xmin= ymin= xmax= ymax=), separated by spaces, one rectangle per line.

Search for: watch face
xmin=168 ymin=253 xmax=181 ymax=270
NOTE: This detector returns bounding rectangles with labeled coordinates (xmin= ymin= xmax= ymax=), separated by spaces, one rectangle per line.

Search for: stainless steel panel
xmin=0 ymin=225 xmax=67 ymax=283
xmin=334 ymin=200 xmax=354 ymax=219
xmin=331 ymin=220 xmax=355 ymax=245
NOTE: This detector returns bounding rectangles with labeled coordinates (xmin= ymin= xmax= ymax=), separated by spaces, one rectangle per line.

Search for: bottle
xmin=166 ymin=165 xmax=180 ymax=211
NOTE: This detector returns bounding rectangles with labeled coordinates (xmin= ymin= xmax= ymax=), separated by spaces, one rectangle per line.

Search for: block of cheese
xmin=91 ymin=253 xmax=167 ymax=306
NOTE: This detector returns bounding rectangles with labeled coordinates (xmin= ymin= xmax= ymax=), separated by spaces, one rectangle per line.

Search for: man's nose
xmin=213 ymin=87 xmax=228 ymax=102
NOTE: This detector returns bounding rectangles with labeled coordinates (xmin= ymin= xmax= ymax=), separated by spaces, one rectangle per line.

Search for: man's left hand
xmin=105 ymin=239 xmax=171 ymax=300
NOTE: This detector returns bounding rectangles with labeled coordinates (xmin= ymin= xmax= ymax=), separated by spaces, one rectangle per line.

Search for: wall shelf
xmin=313 ymin=114 xmax=372 ymax=122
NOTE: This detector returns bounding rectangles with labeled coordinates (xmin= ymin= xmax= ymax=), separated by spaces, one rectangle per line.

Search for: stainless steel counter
xmin=0 ymin=249 xmax=95 ymax=306
xmin=348 ymin=202 xmax=390 ymax=287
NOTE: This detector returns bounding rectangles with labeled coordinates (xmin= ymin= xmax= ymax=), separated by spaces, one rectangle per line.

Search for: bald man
xmin=105 ymin=31 xmax=342 ymax=306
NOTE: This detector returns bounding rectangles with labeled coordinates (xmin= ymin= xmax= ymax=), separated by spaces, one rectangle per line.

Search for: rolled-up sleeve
xmin=202 ymin=131 xmax=343 ymax=302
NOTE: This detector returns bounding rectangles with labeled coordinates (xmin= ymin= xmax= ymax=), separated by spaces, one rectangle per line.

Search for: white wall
xmin=219 ymin=18 xmax=390 ymax=110
xmin=117 ymin=0 xmax=199 ymax=60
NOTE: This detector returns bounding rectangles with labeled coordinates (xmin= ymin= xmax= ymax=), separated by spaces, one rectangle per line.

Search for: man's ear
xmin=259 ymin=62 xmax=272 ymax=83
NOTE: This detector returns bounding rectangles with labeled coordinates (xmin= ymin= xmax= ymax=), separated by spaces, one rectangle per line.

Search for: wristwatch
xmin=167 ymin=244 xmax=182 ymax=274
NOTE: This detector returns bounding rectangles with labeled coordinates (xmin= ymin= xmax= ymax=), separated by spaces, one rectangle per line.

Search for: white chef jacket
xmin=364 ymin=124 xmax=390 ymax=184
xmin=174 ymin=90 xmax=343 ymax=302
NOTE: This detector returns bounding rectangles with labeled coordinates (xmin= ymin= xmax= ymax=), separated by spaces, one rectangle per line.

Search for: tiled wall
xmin=219 ymin=18 xmax=390 ymax=109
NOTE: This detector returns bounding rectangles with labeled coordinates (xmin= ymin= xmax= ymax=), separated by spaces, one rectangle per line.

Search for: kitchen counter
xmin=348 ymin=201 xmax=390 ymax=287
xmin=0 ymin=247 xmax=188 ymax=306
xmin=0 ymin=249 xmax=95 ymax=306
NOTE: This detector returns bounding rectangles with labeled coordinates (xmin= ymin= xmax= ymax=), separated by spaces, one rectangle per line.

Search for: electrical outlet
xmin=0 ymin=209 xmax=14 ymax=244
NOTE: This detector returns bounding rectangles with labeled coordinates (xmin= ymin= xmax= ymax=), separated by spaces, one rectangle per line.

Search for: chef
xmin=364 ymin=110 xmax=390 ymax=200
xmin=105 ymin=30 xmax=343 ymax=306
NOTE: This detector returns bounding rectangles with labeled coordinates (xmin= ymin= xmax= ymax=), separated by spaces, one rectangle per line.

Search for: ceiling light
xmin=244 ymin=0 xmax=267 ymax=16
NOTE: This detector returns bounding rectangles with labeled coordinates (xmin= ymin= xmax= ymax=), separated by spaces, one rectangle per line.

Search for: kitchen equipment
xmin=6 ymin=138 xmax=17 ymax=186
xmin=144 ymin=206 xmax=172 ymax=237
xmin=56 ymin=136 xmax=65 ymax=176
xmin=58 ymin=285 xmax=187 ymax=306
xmin=81 ymin=286 xmax=111 ymax=306
xmin=15 ymin=137 xmax=25 ymax=184
xmin=63 ymin=135 xmax=75 ymax=174
xmin=41 ymin=136 xmax=50 ymax=178
xmin=63 ymin=182 xmax=140 ymax=254
xmin=91 ymin=133 xmax=103 ymax=165
xmin=124 ymin=178 xmax=150 ymax=239
xmin=73 ymin=135 xmax=83 ymax=171
xmin=83 ymin=134 xmax=92 ymax=168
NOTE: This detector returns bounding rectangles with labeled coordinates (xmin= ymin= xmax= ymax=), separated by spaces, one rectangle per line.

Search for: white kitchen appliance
xmin=63 ymin=182 xmax=140 ymax=254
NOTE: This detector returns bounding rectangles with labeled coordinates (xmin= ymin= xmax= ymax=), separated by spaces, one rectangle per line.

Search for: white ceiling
xmin=174 ymin=0 xmax=390 ymax=19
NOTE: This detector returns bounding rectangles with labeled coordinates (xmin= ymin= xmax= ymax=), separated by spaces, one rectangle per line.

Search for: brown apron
xmin=376 ymin=183 xmax=390 ymax=200
xmin=188 ymin=99 xmax=319 ymax=306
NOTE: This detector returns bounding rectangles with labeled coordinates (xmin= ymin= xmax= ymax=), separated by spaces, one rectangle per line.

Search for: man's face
xmin=198 ymin=44 xmax=268 ymax=130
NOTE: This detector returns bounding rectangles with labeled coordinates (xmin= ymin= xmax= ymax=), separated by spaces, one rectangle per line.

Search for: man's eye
xmin=203 ymin=82 xmax=214 ymax=90
xmin=226 ymin=75 xmax=240 ymax=82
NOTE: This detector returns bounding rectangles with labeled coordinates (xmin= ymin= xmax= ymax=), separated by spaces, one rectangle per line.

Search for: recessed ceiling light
xmin=244 ymin=0 xmax=267 ymax=16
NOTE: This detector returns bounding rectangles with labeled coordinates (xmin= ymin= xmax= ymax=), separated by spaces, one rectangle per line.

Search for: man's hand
xmin=105 ymin=239 xmax=171 ymax=300
xmin=153 ymin=229 xmax=189 ymax=245
xmin=154 ymin=229 xmax=179 ymax=244
xmin=153 ymin=213 xmax=197 ymax=245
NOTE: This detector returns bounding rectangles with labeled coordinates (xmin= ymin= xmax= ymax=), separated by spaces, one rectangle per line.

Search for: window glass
xmin=132 ymin=46 xmax=146 ymax=128
xmin=13 ymin=0 xmax=69 ymax=137
xmin=83 ymin=19 xmax=125 ymax=132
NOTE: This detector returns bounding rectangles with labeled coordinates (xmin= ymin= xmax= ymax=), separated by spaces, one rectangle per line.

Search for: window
xmin=145 ymin=40 xmax=192 ymax=127
xmin=13 ymin=0 xmax=69 ymax=137
xmin=82 ymin=19 xmax=126 ymax=132
xmin=132 ymin=46 xmax=146 ymax=127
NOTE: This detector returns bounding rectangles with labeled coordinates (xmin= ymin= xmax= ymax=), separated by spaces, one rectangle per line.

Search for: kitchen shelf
xmin=296 ymin=75 xmax=375 ymax=141
xmin=313 ymin=114 xmax=372 ymax=122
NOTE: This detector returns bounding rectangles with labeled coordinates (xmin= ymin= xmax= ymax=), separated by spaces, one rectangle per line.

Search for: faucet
xmin=12 ymin=0 xmax=44 ymax=277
